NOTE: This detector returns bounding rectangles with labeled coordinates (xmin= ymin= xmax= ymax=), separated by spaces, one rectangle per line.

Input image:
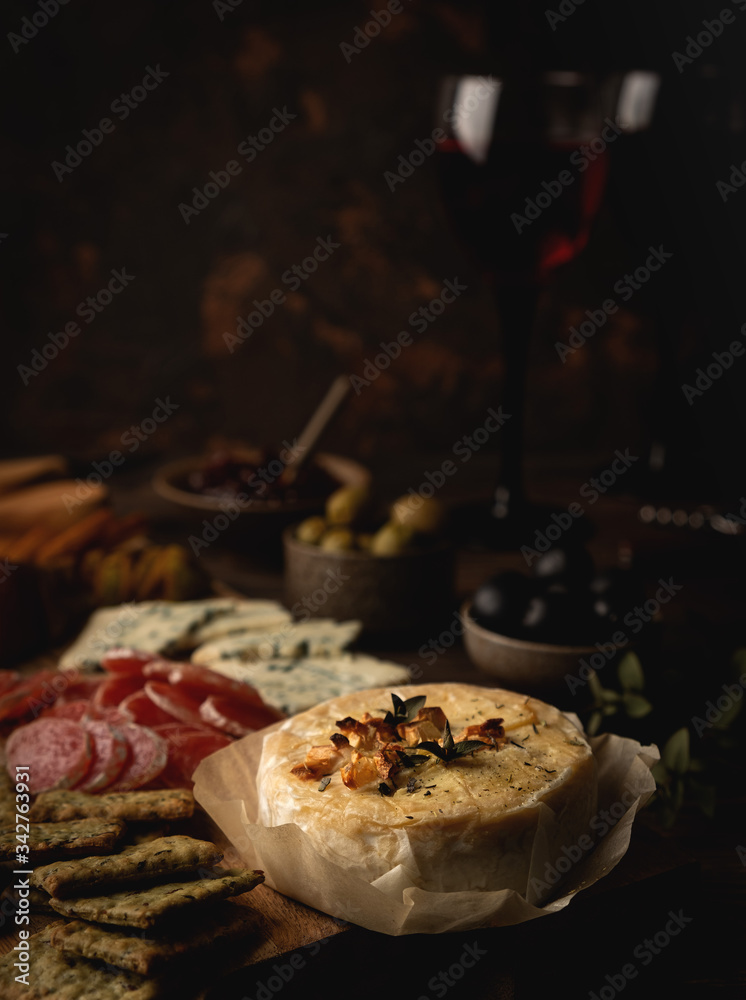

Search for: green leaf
xmin=600 ymin=689 xmax=622 ymax=704
xmin=730 ymin=648 xmax=746 ymax=678
xmin=404 ymin=695 xmax=426 ymax=722
xmin=441 ymin=719 xmax=455 ymax=753
xmin=622 ymin=693 xmax=653 ymax=719
xmin=618 ymin=652 xmax=645 ymax=692
xmin=662 ymin=728 xmax=690 ymax=775
xmin=588 ymin=671 xmax=604 ymax=702
xmin=394 ymin=750 xmax=430 ymax=768
xmin=650 ymin=761 xmax=669 ymax=786
xmin=712 ymin=697 xmax=742 ymax=731
xmin=385 ymin=693 xmax=427 ymax=727
xmin=416 ymin=741 xmax=448 ymax=761
xmin=587 ymin=711 xmax=603 ymax=736
xmin=451 ymin=740 xmax=489 ymax=758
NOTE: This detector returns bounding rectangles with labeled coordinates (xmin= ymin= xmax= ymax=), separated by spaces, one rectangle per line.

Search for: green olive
xmin=295 ymin=516 xmax=327 ymax=545
xmin=325 ymin=486 xmax=368 ymax=526
xmin=369 ymin=521 xmax=413 ymax=557
xmin=320 ymin=527 xmax=356 ymax=552
xmin=390 ymin=494 xmax=446 ymax=534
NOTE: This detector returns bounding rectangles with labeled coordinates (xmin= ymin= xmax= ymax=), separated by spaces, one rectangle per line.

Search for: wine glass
xmin=436 ymin=70 xmax=660 ymax=546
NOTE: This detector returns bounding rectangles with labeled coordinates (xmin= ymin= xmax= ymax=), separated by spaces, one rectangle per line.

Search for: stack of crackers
xmin=0 ymin=784 xmax=264 ymax=999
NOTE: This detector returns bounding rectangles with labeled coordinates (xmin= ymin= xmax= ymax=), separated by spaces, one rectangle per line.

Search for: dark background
xmin=1 ymin=0 xmax=745 ymax=503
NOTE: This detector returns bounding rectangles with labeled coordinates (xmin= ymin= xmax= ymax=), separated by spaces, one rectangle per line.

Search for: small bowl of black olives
xmin=462 ymin=545 xmax=641 ymax=690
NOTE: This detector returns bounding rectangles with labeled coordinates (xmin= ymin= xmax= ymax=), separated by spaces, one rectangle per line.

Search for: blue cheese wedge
xmin=58 ymin=598 xmax=282 ymax=671
xmin=206 ymin=654 xmax=410 ymax=715
xmin=188 ymin=603 xmax=292 ymax=646
xmin=191 ymin=618 xmax=362 ymax=666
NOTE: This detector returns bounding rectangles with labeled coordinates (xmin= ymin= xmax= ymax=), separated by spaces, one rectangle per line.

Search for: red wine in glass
xmin=436 ymin=71 xmax=658 ymax=545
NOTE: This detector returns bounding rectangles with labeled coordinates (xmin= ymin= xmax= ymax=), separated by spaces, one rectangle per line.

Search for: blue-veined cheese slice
xmin=205 ymin=654 xmax=410 ymax=716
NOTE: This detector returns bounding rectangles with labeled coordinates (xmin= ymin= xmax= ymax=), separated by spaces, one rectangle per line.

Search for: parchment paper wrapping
xmin=194 ymin=713 xmax=658 ymax=935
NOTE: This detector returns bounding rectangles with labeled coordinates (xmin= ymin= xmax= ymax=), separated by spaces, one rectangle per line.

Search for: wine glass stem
xmin=490 ymin=282 xmax=539 ymax=518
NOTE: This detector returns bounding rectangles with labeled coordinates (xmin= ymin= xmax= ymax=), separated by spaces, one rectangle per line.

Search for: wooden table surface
xmin=4 ymin=461 xmax=745 ymax=1000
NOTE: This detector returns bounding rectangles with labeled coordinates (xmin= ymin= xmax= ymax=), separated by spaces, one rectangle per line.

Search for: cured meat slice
xmin=77 ymin=721 xmax=129 ymax=793
xmin=164 ymin=730 xmax=232 ymax=786
xmin=91 ymin=675 xmax=145 ymax=710
xmin=119 ymin=690 xmax=181 ymax=727
xmin=55 ymin=675 xmax=105 ymax=705
xmin=5 ymin=718 xmax=92 ymax=794
xmin=144 ymin=662 xmax=269 ymax=710
xmin=42 ymin=700 xmax=99 ymax=722
xmin=198 ymin=695 xmax=279 ymax=737
xmin=143 ymin=682 xmax=205 ymax=730
xmin=0 ymin=670 xmax=62 ymax=723
xmin=100 ymin=648 xmax=162 ymax=676
xmin=109 ymin=724 xmax=168 ymax=791
xmin=0 ymin=671 xmax=20 ymax=697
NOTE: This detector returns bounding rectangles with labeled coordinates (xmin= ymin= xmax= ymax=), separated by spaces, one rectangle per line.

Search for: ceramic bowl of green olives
xmin=283 ymin=488 xmax=455 ymax=633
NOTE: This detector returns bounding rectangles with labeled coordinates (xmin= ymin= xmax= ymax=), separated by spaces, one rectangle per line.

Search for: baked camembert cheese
xmin=257 ymin=683 xmax=597 ymax=897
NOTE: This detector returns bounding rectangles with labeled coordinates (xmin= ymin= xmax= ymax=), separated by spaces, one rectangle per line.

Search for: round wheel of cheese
xmin=256 ymin=683 xmax=597 ymax=896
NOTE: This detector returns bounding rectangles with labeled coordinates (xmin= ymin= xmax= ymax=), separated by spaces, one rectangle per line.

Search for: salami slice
xmin=41 ymin=700 xmax=99 ymax=722
xmin=101 ymin=648 xmax=162 ymax=676
xmin=120 ymin=690 xmax=180 ymax=728
xmin=0 ymin=670 xmax=20 ymax=697
xmin=109 ymin=724 xmax=168 ymax=791
xmin=143 ymin=682 xmax=205 ymax=729
xmin=0 ymin=670 xmax=62 ymax=723
xmin=199 ymin=694 xmax=279 ymax=737
xmin=77 ymin=720 xmax=129 ymax=792
xmin=5 ymin=718 xmax=92 ymax=794
xmin=165 ymin=730 xmax=232 ymax=786
xmin=55 ymin=675 xmax=105 ymax=704
xmin=91 ymin=675 xmax=145 ymax=710
xmin=144 ymin=661 xmax=269 ymax=710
